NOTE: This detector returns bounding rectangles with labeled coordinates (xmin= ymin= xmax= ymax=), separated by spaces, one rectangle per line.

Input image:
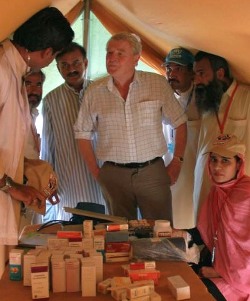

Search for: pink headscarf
xmin=198 ymin=151 xmax=250 ymax=300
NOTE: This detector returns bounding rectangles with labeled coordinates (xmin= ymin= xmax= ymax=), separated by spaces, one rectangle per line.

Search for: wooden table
xmin=0 ymin=261 xmax=215 ymax=301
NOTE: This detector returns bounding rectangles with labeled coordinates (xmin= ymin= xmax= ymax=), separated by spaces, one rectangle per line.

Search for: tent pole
xmin=83 ymin=0 xmax=90 ymax=55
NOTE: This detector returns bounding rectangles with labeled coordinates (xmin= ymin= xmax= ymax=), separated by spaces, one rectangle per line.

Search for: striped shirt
xmin=41 ymin=82 xmax=105 ymax=220
xmin=74 ymin=71 xmax=187 ymax=163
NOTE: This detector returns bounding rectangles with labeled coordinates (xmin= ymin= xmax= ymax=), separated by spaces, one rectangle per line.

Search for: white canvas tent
xmin=0 ymin=0 xmax=250 ymax=278
xmin=1 ymin=0 xmax=250 ymax=84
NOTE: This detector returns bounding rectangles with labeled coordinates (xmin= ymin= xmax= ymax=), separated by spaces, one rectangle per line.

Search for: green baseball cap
xmin=163 ymin=48 xmax=194 ymax=66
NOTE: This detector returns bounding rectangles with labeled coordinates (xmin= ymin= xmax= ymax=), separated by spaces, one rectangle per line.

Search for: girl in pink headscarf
xmin=197 ymin=134 xmax=250 ymax=301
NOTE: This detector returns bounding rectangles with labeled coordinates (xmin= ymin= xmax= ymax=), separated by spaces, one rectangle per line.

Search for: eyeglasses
xmin=58 ymin=60 xmax=85 ymax=71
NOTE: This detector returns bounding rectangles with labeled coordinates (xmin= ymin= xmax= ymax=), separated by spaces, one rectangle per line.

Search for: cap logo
xmin=204 ymin=134 xmax=245 ymax=157
xmin=214 ymin=134 xmax=232 ymax=145
xmin=170 ymin=49 xmax=183 ymax=58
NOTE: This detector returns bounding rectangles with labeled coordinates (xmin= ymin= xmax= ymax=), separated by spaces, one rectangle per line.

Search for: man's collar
xmin=64 ymin=82 xmax=82 ymax=95
xmin=175 ymin=83 xmax=194 ymax=97
xmin=31 ymin=107 xmax=39 ymax=118
xmin=3 ymin=39 xmax=29 ymax=80
xmin=107 ymin=70 xmax=139 ymax=90
xmin=225 ymin=79 xmax=237 ymax=97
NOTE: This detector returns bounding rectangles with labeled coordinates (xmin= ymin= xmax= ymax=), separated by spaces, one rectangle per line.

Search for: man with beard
xmin=24 ymin=70 xmax=45 ymax=159
xmin=22 ymin=71 xmax=46 ymax=225
xmin=41 ymin=42 xmax=106 ymax=221
xmin=193 ymin=51 xmax=250 ymax=221
xmin=163 ymin=48 xmax=200 ymax=229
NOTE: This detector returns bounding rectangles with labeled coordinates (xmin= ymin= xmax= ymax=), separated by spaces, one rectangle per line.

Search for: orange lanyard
xmin=216 ymin=83 xmax=238 ymax=134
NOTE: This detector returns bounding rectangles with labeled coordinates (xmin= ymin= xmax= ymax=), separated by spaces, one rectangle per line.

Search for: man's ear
xmin=41 ymin=47 xmax=53 ymax=59
xmin=84 ymin=58 xmax=88 ymax=69
xmin=216 ymin=67 xmax=225 ymax=80
xmin=134 ymin=54 xmax=140 ymax=67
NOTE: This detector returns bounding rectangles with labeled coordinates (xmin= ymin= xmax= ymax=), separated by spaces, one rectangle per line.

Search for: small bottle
xmin=9 ymin=249 xmax=24 ymax=281
xmin=153 ymin=220 xmax=172 ymax=238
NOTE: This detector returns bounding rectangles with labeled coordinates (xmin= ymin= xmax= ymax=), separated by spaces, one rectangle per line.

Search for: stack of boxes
xmin=97 ymin=275 xmax=162 ymax=301
xmin=105 ymin=223 xmax=131 ymax=262
xmin=123 ymin=261 xmax=161 ymax=286
xmin=12 ymin=220 xmax=106 ymax=298
xmin=8 ymin=219 xmax=191 ymax=300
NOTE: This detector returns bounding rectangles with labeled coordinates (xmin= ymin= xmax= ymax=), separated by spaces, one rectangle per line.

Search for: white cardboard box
xmin=31 ymin=262 xmax=49 ymax=300
xmin=51 ymin=259 xmax=66 ymax=293
xmin=65 ymin=258 xmax=80 ymax=292
xmin=9 ymin=249 xmax=24 ymax=281
xmin=81 ymin=263 xmax=96 ymax=296
xmin=167 ymin=275 xmax=190 ymax=300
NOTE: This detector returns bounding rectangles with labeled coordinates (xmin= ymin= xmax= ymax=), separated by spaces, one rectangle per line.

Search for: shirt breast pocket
xmin=226 ymin=118 xmax=247 ymax=140
xmin=137 ymin=100 xmax=161 ymax=125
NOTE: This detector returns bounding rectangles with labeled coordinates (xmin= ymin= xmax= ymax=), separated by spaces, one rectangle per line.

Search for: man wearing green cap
xmin=163 ymin=47 xmax=201 ymax=229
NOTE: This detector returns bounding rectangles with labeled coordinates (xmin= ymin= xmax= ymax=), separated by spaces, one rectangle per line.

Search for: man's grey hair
xmin=106 ymin=32 xmax=142 ymax=55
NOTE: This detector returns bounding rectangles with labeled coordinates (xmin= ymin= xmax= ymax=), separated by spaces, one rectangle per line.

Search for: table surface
xmin=0 ymin=260 xmax=215 ymax=301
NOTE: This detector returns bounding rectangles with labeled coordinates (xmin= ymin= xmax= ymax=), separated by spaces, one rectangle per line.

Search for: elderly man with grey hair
xmin=74 ymin=32 xmax=187 ymax=221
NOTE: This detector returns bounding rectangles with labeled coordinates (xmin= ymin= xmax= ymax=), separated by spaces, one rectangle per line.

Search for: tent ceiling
xmin=51 ymin=0 xmax=83 ymax=24
xmin=92 ymin=0 xmax=250 ymax=85
xmin=0 ymin=0 xmax=50 ymax=41
xmin=0 ymin=0 xmax=82 ymax=41
xmin=1 ymin=0 xmax=249 ymax=84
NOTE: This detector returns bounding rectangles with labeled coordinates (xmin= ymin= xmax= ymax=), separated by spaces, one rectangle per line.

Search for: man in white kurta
xmin=193 ymin=51 xmax=250 ymax=221
xmin=0 ymin=7 xmax=74 ymax=278
xmin=163 ymin=48 xmax=201 ymax=229
xmin=0 ymin=40 xmax=31 ymax=245
xmin=0 ymin=40 xmax=32 ymax=278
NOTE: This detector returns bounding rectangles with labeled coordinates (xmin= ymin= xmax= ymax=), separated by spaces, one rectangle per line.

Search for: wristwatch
xmin=174 ymin=156 xmax=184 ymax=162
xmin=0 ymin=175 xmax=14 ymax=192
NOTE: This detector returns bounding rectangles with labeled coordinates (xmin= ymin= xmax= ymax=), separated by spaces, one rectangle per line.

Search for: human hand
xmin=8 ymin=184 xmax=46 ymax=209
xmin=199 ymin=266 xmax=220 ymax=278
xmin=165 ymin=157 xmax=182 ymax=185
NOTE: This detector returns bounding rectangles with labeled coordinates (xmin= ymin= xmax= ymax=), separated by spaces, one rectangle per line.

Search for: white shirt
xmin=194 ymin=80 xmax=250 ymax=220
xmin=24 ymin=108 xmax=40 ymax=159
xmin=74 ymin=71 xmax=187 ymax=163
xmin=164 ymin=84 xmax=201 ymax=228
xmin=0 ymin=39 xmax=31 ymax=245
